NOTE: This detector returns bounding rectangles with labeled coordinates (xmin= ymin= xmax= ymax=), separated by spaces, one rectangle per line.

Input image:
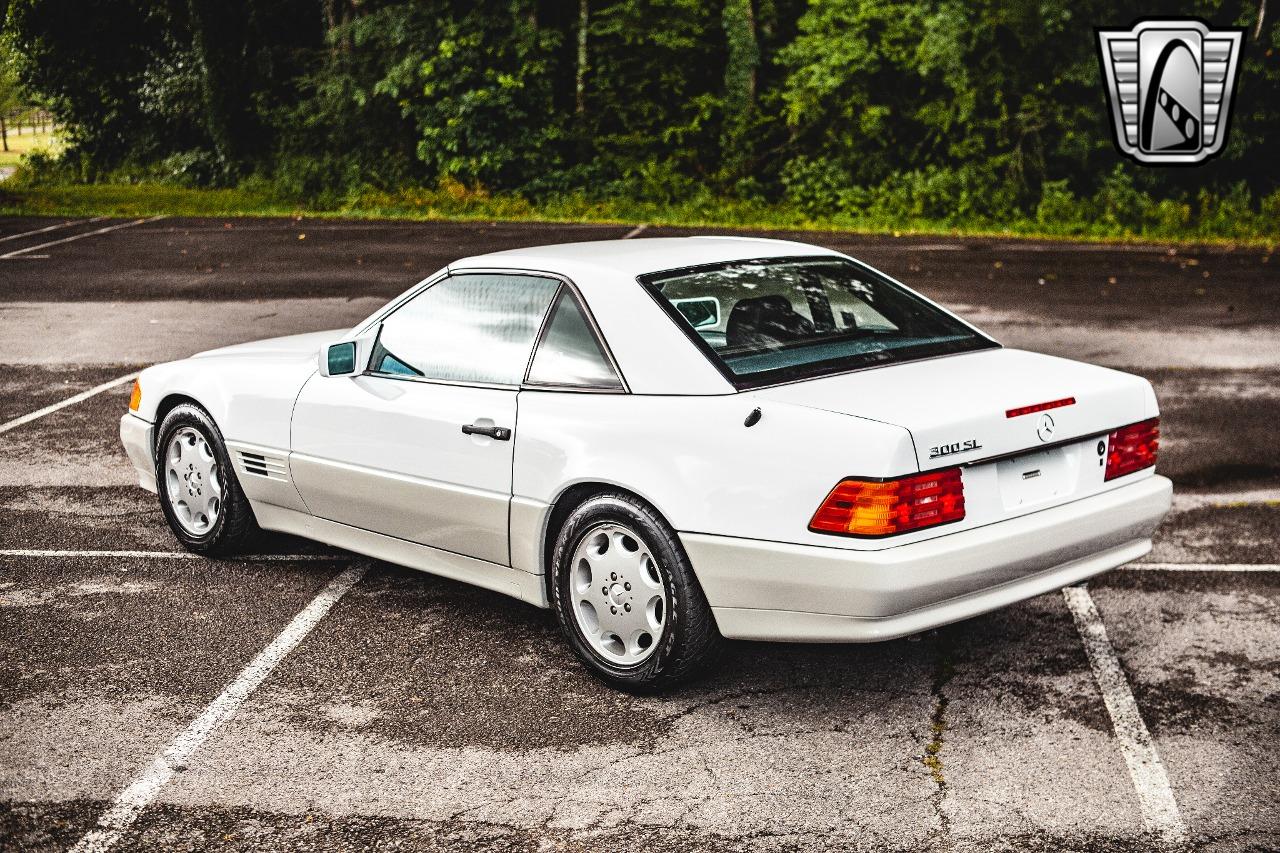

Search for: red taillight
xmin=809 ymin=468 xmax=965 ymax=537
xmin=1104 ymin=417 xmax=1159 ymax=481
xmin=1006 ymin=397 xmax=1075 ymax=418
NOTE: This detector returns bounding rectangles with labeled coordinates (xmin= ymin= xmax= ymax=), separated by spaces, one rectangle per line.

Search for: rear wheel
xmin=154 ymin=403 xmax=258 ymax=556
xmin=551 ymin=492 xmax=723 ymax=691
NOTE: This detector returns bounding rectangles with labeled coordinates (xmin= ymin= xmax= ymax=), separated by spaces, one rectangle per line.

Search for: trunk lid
xmin=752 ymin=348 xmax=1155 ymax=471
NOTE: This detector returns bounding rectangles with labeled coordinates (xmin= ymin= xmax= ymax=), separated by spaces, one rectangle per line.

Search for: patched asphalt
xmin=0 ymin=553 xmax=345 ymax=843
xmin=0 ymin=216 xmax=1276 ymax=851
xmin=1090 ymin=570 xmax=1280 ymax=850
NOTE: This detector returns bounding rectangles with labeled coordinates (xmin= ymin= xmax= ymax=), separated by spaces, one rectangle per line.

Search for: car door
xmin=289 ymin=272 xmax=562 ymax=566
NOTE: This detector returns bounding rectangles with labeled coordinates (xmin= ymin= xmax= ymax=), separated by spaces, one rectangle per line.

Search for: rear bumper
xmin=119 ymin=413 xmax=156 ymax=493
xmin=681 ymin=474 xmax=1172 ymax=642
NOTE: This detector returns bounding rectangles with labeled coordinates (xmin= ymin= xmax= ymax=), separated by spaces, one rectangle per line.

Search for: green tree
xmin=379 ymin=1 xmax=564 ymax=189
xmin=0 ymin=42 xmax=24 ymax=152
xmin=6 ymin=0 xmax=169 ymax=172
xmin=0 ymin=0 xmax=1274 ymax=224
xmin=719 ymin=0 xmax=759 ymax=178
xmin=581 ymin=0 xmax=722 ymax=197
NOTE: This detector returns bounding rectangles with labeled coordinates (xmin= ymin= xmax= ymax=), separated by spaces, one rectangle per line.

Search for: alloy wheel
xmin=568 ymin=522 xmax=669 ymax=666
xmin=163 ymin=426 xmax=223 ymax=535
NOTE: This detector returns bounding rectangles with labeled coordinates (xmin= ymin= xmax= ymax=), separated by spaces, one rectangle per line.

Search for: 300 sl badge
xmin=929 ymin=439 xmax=983 ymax=459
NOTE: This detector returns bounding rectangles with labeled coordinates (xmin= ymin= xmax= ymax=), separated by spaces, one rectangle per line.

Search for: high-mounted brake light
xmin=1006 ymin=397 xmax=1075 ymax=418
xmin=1104 ymin=418 xmax=1159 ymax=481
xmin=128 ymin=379 xmax=142 ymax=412
xmin=809 ymin=468 xmax=965 ymax=537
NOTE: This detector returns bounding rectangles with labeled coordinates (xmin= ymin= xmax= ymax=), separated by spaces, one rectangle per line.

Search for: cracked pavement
xmin=1 ymin=217 xmax=1277 ymax=850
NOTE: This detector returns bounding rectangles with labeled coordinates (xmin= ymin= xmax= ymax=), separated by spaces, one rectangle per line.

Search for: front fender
xmin=134 ymin=354 xmax=316 ymax=452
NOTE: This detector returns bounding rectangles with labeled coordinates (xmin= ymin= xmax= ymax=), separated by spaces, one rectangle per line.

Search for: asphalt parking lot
xmin=1 ymin=215 xmax=1277 ymax=851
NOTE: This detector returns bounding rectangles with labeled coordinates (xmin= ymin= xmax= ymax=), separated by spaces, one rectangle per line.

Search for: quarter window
xmin=526 ymin=290 xmax=623 ymax=389
xmin=371 ymin=274 xmax=559 ymax=385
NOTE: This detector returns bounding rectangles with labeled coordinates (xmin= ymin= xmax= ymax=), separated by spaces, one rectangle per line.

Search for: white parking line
xmin=0 ymin=372 xmax=138 ymax=436
xmin=622 ymin=224 xmax=648 ymax=239
xmin=0 ymin=215 xmax=166 ymax=260
xmin=1124 ymin=562 xmax=1280 ymax=572
xmin=0 ymin=216 xmax=106 ymax=244
xmin=69 ymin=560 xmax=369 ymax=853
xmin=1063 ymin=585 xmax=1186 ymax=844
xmin=0 ymin=549 xmax=344 ymax=561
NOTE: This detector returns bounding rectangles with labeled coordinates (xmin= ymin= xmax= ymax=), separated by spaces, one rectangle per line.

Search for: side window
xmin=526 ymin=290 xmax=623 ymax=389
xmin=372 ymin=274 xmax=559 ymax=385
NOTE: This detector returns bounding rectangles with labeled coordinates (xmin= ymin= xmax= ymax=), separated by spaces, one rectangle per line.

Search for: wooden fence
xmin=2 ymin=108 xmax=56 ymax=136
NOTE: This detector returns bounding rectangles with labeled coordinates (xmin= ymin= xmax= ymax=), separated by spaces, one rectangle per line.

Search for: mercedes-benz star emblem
xmin=1037 ymin=413 xmax=1056 ymax=443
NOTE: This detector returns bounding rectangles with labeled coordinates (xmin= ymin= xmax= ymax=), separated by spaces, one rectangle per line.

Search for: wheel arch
xmin=535 ymin=479 xmax=686 ymax=604
xmin=151 ymin=392 xmax=229 ymax=448
xmin=539 ymin=480 xmax=678 ymax=606
xmin=154 ymin=392 xmax=207 ymax=425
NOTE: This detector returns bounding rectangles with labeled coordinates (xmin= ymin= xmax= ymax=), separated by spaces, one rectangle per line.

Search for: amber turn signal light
xmin=128 ymin=379 xmax=142 ymax=412
xmin=809 ymin=468 xmax=966 ymax=537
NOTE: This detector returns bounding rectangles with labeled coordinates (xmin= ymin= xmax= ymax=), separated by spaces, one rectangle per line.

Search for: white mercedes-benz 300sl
xmin=121 ymin=237 xmax=1171 ymax=690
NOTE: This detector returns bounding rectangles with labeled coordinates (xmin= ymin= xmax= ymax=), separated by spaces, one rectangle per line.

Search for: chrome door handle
xmin=461 ymin=423 xmax=511 ymax=441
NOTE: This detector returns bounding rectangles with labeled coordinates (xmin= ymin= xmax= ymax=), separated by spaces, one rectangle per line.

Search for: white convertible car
xmin=120 ymin=237 xmax=1171 ymax=689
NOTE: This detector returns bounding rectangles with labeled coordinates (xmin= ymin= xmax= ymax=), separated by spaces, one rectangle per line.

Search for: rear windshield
xmin=641 ymin=256 xmax=997 ymax=389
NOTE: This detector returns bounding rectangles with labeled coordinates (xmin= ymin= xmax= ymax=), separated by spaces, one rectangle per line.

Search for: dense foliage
xmin=2 ymin=0 xmax=1277 ymax=236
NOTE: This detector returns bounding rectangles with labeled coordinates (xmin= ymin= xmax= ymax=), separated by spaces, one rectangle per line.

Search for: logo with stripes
xmin=1096 ymin=19 xmax=1244 ymax=165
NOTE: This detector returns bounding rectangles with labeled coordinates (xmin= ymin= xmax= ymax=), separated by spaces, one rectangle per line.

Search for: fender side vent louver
xmin=238 ymin=450 xmax=288 ymax=482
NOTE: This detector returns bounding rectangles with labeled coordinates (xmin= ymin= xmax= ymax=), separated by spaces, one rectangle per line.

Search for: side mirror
xmin=323 ymin=342 xmax=357 ymax=376
xmin=318 ymin=326 xmax=379 ymax=377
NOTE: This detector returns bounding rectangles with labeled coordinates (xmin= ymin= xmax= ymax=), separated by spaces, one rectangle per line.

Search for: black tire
xmin=154 ymin=403 xmax=259 ymax=556
xmin=550 ymin=491 xmax=724 ymax=692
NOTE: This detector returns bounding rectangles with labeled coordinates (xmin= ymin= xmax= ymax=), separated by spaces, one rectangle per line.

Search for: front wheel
xmin=551 ymin=492 xmax=723 ymax=692
xmin=154 ymin=403 xmax=258 ymax=556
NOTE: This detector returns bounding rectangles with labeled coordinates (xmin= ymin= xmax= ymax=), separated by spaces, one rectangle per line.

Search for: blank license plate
xmin=996 ymin=445 xmax=1077 ymax=510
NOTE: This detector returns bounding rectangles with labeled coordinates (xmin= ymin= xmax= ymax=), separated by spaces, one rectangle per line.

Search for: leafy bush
xmin=3 ymin=0 xmax=1276 ymax=240
xmin=779 ymin=156 xmax=855 ymax=216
